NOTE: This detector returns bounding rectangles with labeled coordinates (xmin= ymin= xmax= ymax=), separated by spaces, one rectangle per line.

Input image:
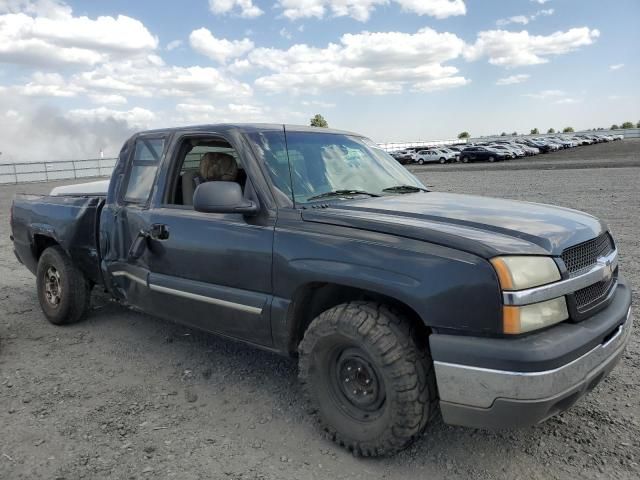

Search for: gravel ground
xmin=1 ymin=140 xmax=638 ymax=480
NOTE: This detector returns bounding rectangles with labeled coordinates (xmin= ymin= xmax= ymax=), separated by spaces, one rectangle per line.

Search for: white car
xmin=415 ymin=149 xmax=454 ymax=164
xmin=488 ymin=144 xmax=518 ymax=159
xmin=440 ymin=147 xmax=461 ymax=161
xmin=502 ymin=142 xmax=537 ymax=156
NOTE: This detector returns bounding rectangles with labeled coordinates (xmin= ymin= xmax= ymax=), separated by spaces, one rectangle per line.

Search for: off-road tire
xmin=298 ymin=301 xmax=437 ymax=456
xmin=36 ymin=246 xmax=91 ymax=325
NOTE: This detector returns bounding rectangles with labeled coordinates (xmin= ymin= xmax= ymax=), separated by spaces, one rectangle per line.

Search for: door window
xmin=124 ymin=138 xmax=165 ymax=203
xmin=165 ymin=136 xmax=245 ymax=207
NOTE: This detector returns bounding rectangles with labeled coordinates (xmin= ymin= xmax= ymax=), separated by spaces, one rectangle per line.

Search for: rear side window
xmin=124 ymin=138 xmax=165 ymax=203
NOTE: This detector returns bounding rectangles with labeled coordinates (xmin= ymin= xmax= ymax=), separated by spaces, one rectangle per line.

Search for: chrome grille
xmin=574 ymin=272 xmax=617 ymax=313
xmin=562 ymin=233 xmax=614 ymax=274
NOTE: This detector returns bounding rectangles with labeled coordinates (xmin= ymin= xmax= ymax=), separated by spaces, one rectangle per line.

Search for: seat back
xmin=181 ymin=170 xmax=198 ymax=206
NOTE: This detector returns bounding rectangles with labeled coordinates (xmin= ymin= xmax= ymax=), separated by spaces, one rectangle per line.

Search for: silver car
xmin=415 ymin=149 xmax=454 ymax=164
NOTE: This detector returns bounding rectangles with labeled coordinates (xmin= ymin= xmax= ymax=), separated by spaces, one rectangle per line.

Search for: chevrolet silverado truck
xmin=10 ymin=124 xmax=632 ymax=456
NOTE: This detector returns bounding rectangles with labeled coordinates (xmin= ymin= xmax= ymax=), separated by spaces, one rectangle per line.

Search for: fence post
xmin=12 ymin=163 xmax=17 ymax=184
xmin=72 ymin=161 xmax=77 ymax=179
xmin=44 ymin=162 xmax=49 ymax=182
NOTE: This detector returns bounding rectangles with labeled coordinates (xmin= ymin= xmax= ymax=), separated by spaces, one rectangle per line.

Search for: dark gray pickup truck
xmin=10 ymin=124 xmax=632 ymax=456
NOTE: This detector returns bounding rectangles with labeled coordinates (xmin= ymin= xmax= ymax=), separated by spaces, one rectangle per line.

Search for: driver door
xmin=102 ymin=133 xmax=275 ymax=346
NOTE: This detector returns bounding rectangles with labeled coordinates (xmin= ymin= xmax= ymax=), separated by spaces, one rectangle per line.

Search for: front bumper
xmin=430 ymin=281 xmax=632 ymax=429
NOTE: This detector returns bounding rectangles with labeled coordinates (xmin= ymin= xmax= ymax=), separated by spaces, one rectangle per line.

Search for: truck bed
xmin=11 ymin=193 xmax=105 ymax=285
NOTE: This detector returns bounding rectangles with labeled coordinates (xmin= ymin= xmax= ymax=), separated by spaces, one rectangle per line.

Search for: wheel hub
xmin=44 ymin=266 xmax=62 ymax=308
xmin=335 ymin=348 xmax=383 ymax=411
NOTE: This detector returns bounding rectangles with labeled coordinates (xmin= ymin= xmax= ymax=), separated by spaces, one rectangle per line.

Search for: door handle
xmin=128 ymin=230 xmax=149 ymax=260
xmin=150 ymin=223 xmax=170 ymax=240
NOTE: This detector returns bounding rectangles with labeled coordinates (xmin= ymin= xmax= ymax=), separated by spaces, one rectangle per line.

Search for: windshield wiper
xmin=382 ymin=185 xmax=429 ymax=194
xmin=306 ymin=189 xmax=381 ymax=201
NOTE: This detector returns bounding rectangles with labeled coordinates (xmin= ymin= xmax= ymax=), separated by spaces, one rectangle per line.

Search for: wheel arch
xmin=32 ymin=233 xmax=60 ymax=260
xmin=285 ymin=281 xmax=429 ymax=355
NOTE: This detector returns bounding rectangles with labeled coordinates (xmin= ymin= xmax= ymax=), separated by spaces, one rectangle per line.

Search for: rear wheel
xmin=299 ymin=302 xmax=437 ymax=456
xmin=36 ymin=246 xmax=91 ymax=325
xmin=461 ymin=156 xmax=469 ymax=163
xmin=417 ymin=158 xmax=424 ymax=165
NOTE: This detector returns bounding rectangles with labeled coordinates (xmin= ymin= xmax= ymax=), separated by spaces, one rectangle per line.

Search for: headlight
xmin=503 ymin=298 xmax=569 ymax=334
xmin=490 ymin=256 xmax=560 ymax=290
xmin=491 ymin=256 xmax=566 ymax=334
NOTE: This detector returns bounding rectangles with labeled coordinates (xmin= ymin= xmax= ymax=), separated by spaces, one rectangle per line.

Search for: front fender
xmin=272 ymin=220 xmax=502 ymax=337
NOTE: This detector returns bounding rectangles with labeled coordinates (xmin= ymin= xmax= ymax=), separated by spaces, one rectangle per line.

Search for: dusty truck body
xmin=10 ymin=124 xmax=632 ymax=456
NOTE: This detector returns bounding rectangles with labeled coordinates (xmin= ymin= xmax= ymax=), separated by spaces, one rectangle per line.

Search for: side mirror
xmin=193 ymin=181 xmax=258 ymax=215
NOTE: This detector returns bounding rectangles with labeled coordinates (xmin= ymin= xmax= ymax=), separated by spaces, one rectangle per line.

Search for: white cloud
xmin=166 ymin=39 xmax=183 ymax=51
xmin=496 ymin=9 xmax=553 ymax=26
xmin=67 ymin=106 xmax=155 ymax=127
xmin=497 ymin=15 xmax=530 ymax=26
xmin=208 ymin=0 xmax=263 ymax=18
xmin=609 ymin=63 xmax=624 ymax=70
xmin=228 ymin=58 xmax=252 ymax=74
xmin=175 ymin=102 xmax=265 ymax=124
xmin=279 ymin=27 xmax=292 ymax=40
xmin=465 ymin=27 xmax=600 ymax=67
xmin=0 ymin=57 xmax=249 ymax=104
xmin=301 ymin=100 xmax=336 ymax=108
xmin=73 ymin=58 xmax=253 ymax=100
xmin=0 ymin=1 xmax=158 ymax=67
xmin=524 ymin=89 xmax=565 ymax=99
xmin=554 ymin=97 xmax=581 ymax=105
xmin=496 ymin=73 xmax=530 ymax=85
xmin=88 ymin=93 xmax=128 ymax=105
xmin=277 ymin=0 xmax=466 ymax=22
xmin=189 ymin=27 xmax=254 ymax=63
xmin=412 ymin=76 xmax=469 ymax=92
xmin=537 ymin=8 xmax=554 ymax=17
xmin=18 ymin=71 xmax=82 ymax=96
xmin=249 ymin=27 xmax=468 ymax=95
xmin=531 ymin=0 xmax=551 ymax=4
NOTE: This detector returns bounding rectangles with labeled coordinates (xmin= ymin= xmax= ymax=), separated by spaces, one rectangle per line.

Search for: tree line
xmin=306 ymin=114 xmax=639 ymax=138
xmin=457 ymin=121 xmax=639 ymax=139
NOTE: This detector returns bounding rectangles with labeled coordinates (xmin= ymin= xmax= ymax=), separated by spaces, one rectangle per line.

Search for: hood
xmin=302 ymin=192 xmax=606 ymax=258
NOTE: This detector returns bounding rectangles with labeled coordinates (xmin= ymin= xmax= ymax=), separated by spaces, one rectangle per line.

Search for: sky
xmin=0 ymin=0 xmax=638 ymax=162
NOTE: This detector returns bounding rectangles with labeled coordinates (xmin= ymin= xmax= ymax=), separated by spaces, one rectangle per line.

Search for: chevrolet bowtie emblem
xmin=602 ymin=260 xmax=613 ymax=281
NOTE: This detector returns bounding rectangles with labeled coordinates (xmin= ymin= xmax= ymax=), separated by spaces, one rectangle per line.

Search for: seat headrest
xmin=199 ymin=152 xmax=238 ymax=182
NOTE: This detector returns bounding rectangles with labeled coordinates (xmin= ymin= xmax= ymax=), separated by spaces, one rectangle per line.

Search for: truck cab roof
xmin=133 ymin=123 xmax=363 ymax=138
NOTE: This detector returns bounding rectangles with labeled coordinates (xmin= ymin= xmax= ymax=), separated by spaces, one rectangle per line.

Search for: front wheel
xmin=36 ymin=246 xmax=91 ymax=325
xmin=298 ymin=302 xmax=437 ymax=456
xmin=488 ymin=156 xmax=495 ymax=163
xmin=439 ymin=157 xmax=446 ymax=164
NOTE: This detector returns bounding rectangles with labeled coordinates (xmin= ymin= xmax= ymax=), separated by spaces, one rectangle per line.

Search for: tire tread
xmin=298 ymin=301 xmax=438 ymax=456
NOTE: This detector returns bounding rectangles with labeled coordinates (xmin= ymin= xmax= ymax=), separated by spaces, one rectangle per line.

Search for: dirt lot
xmin=1 ymin=140 xmax=638 ymax=480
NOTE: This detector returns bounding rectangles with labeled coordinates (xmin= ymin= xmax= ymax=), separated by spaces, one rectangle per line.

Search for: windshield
xmin=248 ymin=130 xmax=425 ymax=204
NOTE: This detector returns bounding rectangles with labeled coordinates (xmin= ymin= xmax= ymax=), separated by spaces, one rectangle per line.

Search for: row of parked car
xmin=390 ymin=133 xmax=624 ymax=165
